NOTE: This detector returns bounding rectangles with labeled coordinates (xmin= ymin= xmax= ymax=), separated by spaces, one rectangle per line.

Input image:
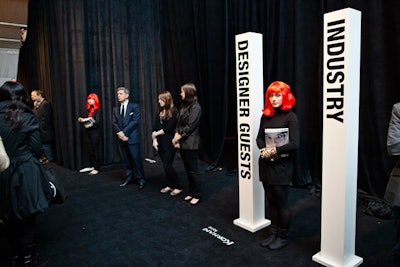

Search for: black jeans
xmin=180 ymin=149 xmax=200 ymax=198
xmin=159 ymin=146 xmax=181 ymax=189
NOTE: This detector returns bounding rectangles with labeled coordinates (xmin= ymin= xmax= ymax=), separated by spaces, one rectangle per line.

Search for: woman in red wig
xmin=78 ymin=93 xmax=102 ymax=175
xmin=256 ymin=81 xmax=299 ymax=250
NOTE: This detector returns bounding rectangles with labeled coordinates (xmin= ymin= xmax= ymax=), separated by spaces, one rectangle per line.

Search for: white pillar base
xmin=233 ymin=218 xmax=270 ymax=233
xmin=313 ymin=252 xmax=363 ymax=267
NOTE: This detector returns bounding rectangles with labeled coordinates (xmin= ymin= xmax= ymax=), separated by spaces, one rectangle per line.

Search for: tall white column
xmin=233 ymin=32 xmax=270 ymax=233
xmin=312 ymin=8 xmax=363 ymax=267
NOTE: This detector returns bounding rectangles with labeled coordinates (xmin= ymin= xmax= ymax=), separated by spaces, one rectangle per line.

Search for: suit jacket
xmin=33 ymin=99 xmax=55 ymax=142
xmin=388 ymin=102 xmax=400 ymax=156
xmin=112 ymin=102 xmax=141 ymax=145
xmin=176 ymin=102 xmax=201 ymax=150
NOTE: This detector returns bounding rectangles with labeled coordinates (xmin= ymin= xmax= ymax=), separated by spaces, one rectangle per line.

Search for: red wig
xmin=262 ymin=81 xmax=296 ymax=117
xmin=86 ymin=93 xmax=100 ymax=117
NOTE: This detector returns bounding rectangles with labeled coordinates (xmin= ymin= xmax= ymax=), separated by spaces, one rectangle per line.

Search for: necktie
xmin=120 ymin=104 xmax=125 ymax=117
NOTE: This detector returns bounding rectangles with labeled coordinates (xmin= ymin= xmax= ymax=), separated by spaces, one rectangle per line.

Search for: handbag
xmin=46 ymin=168 xmax=68 ymax=204
xmin=0 ymin=136 xmax=10 ymax=172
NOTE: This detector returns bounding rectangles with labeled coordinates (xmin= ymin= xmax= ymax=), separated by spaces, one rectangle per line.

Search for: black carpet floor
xmin=0 ymin=153 xmax=395 ymax=267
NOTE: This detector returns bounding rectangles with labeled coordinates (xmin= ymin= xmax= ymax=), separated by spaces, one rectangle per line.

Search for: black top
xmin=256 ymin=109 xmax=299 ymax=184
xmin=153 ymin=108 xmax=178 ymax=154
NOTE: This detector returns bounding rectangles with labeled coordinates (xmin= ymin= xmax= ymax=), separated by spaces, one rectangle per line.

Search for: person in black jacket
xmin=384 ymin=102 xmax=400 ymax=266
xmin=172 ymin=83 xmax=202 ymax=205
xmin=78 ymin=93 xmax=102 ymax=175
xmin=257 ymin=81 xmax=299 ymax=250
xmin=152 ymin=91 xmax=182 ymax=196
xmin=0 ymin=81 xmax=52 ymax=266
xmin=31 ymin=89 xmax=55 ymax=163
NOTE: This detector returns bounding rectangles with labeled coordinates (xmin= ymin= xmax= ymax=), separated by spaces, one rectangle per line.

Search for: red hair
xmin=262 ymin=81 xmax=296 ymax=117
xmin=86 ymin=93 xmax=101 ymax=117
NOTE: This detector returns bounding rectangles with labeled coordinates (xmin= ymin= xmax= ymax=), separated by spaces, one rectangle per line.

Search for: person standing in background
xmin=172 ymin=83 xmax=202 ymax=205
xmin=0 ymin=136 xmax=10 ymax=172
xmin=384 ymin=102 xmax=400 ymax=267
xmin=152 ymin=91 xmax=182 ymax=196
xmin=112 ymin=87 xmax=146 ymax=189
xmin=78 ymin=93 xmax=102 ymax=175
xmin=31 ymin=90 xmax=55 ymax=163
xmin=0 ymin=81 xmax=52 ymax=266
xmin=257 ymin=81 xmax=299 ymax=250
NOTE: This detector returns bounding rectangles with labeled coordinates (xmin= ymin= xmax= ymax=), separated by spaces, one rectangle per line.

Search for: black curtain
xmin=17 ymin=0 xmax=400 ymax=198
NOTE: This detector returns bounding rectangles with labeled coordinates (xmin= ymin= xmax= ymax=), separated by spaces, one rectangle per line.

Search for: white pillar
xmin=233 ymin=32 xmax=270 ymax=233
xmin=312 ymin=8 xmax=363 ymax=267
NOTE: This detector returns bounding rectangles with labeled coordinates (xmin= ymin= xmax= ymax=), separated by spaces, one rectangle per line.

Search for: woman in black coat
xmin=172 ymin=83 xmax=202 ymax=205
xmin=256 ymin=81 xmax=299 ymax=250
xmin=0 ymin=81 xmax=52 ymax=265
xmin=152 ymin=91 xmax=182 ymax=195
xmin=78 ymin=93 xmax=102 ymax=175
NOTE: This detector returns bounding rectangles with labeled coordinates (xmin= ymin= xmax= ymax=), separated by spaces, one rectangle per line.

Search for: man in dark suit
xmin=31 ymin=90 xmax=55 ymax=163
xmin=112 ymin=87 xmax=146 ymax=189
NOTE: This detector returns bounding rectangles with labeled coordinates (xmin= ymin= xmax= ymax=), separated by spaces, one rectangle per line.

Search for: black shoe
xmin=260 ymin=235 xmax=276 ymax=247
xmin=259 ymin=225 xmax=279 ymax=247
xmin=139 ymin=181 xmax=145 ymax=189
xmin=268 ymin=236 xmax=289 ymax=250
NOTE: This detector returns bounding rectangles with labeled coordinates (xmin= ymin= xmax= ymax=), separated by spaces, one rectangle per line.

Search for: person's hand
xmin=172 ymin=135 xmax=180 ymax=146
xmin=122 ymin=136 xmax=129 ymax=142
xmin=117 ymin=131 xmax=124 ymax=139
xmin=152 ymin=139 xmax=159 ymax=150
xmin=173 ymin=142 xmax=180 ymax=149
xmin=78 ymin=117 xmax=83 ymax=122
xmin=260 ymin=146 xmax=278 ymax=160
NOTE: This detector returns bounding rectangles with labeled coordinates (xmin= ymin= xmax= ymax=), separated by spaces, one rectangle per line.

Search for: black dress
xmin=0 ymin=100 xmax=52 ymax=220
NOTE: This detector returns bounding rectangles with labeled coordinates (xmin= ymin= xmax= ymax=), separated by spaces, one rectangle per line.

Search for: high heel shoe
xmin=160 ymin=186 xmax=172 ymax=193
xmin=89 ymin=170 xmax=98 ymax=175
xmin=190 ymin=198 xmax=200 ymax=205
xmin=170 ymin=189 xmax=182 ymax=196
xmin=184 ymin=195 xmax=192 ymax=201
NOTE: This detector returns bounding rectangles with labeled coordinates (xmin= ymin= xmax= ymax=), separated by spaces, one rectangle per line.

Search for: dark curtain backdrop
xmin=16 ymin=0 xmax=400 ymax=198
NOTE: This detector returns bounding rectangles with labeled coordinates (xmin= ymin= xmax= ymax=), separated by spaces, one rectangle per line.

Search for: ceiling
xmin=0 ymin=0 xmax=28 ymax=49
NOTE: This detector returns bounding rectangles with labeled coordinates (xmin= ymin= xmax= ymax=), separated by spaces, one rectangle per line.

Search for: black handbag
xmin=46 ymin=168 xmax=68 ymax=204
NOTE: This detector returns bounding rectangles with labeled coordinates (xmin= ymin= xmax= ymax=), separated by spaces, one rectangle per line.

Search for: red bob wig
xmin=262 ymin=81 xmax=296 ymax=117
xmin=86 ymin=93 xmax=101 ymax=111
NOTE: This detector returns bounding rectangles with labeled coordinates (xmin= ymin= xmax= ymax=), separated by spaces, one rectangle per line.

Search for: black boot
xmin=268 ymin=228 xmax=289 ymax=250
xmin=259 ymin=225 xmax=279 ymax=247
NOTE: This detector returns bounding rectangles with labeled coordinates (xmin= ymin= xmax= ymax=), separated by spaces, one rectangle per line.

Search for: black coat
xmin=33 ymin=99 xmax=55 ymax=143
xmin=0 ymin=101 xmax=52 ymax=220
xmin=176 ymin=102 xmax=201 ymax=150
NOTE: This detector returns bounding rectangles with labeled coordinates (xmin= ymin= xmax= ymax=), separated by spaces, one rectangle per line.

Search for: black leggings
xmin=5 ymin=216 xmax=36 ymax=257
xmin=262 ymin=182 xmax=291 ymax=229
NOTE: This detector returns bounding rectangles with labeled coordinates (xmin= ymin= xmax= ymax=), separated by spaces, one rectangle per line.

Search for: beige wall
xmin=0 ymin=0 xmax=28 ymax=49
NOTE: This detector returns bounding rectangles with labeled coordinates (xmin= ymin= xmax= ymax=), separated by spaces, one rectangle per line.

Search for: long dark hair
xmin=181 ymin=83 xmax=197 ymax=107
xmin=0 ymin=81 xmax=30 ymax=128
xmin=158 ymin=91 xmax=175 ymax=119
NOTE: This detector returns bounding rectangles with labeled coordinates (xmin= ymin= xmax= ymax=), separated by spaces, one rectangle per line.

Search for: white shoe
xmin=80 ymin=167 xmax=94 ymax=172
